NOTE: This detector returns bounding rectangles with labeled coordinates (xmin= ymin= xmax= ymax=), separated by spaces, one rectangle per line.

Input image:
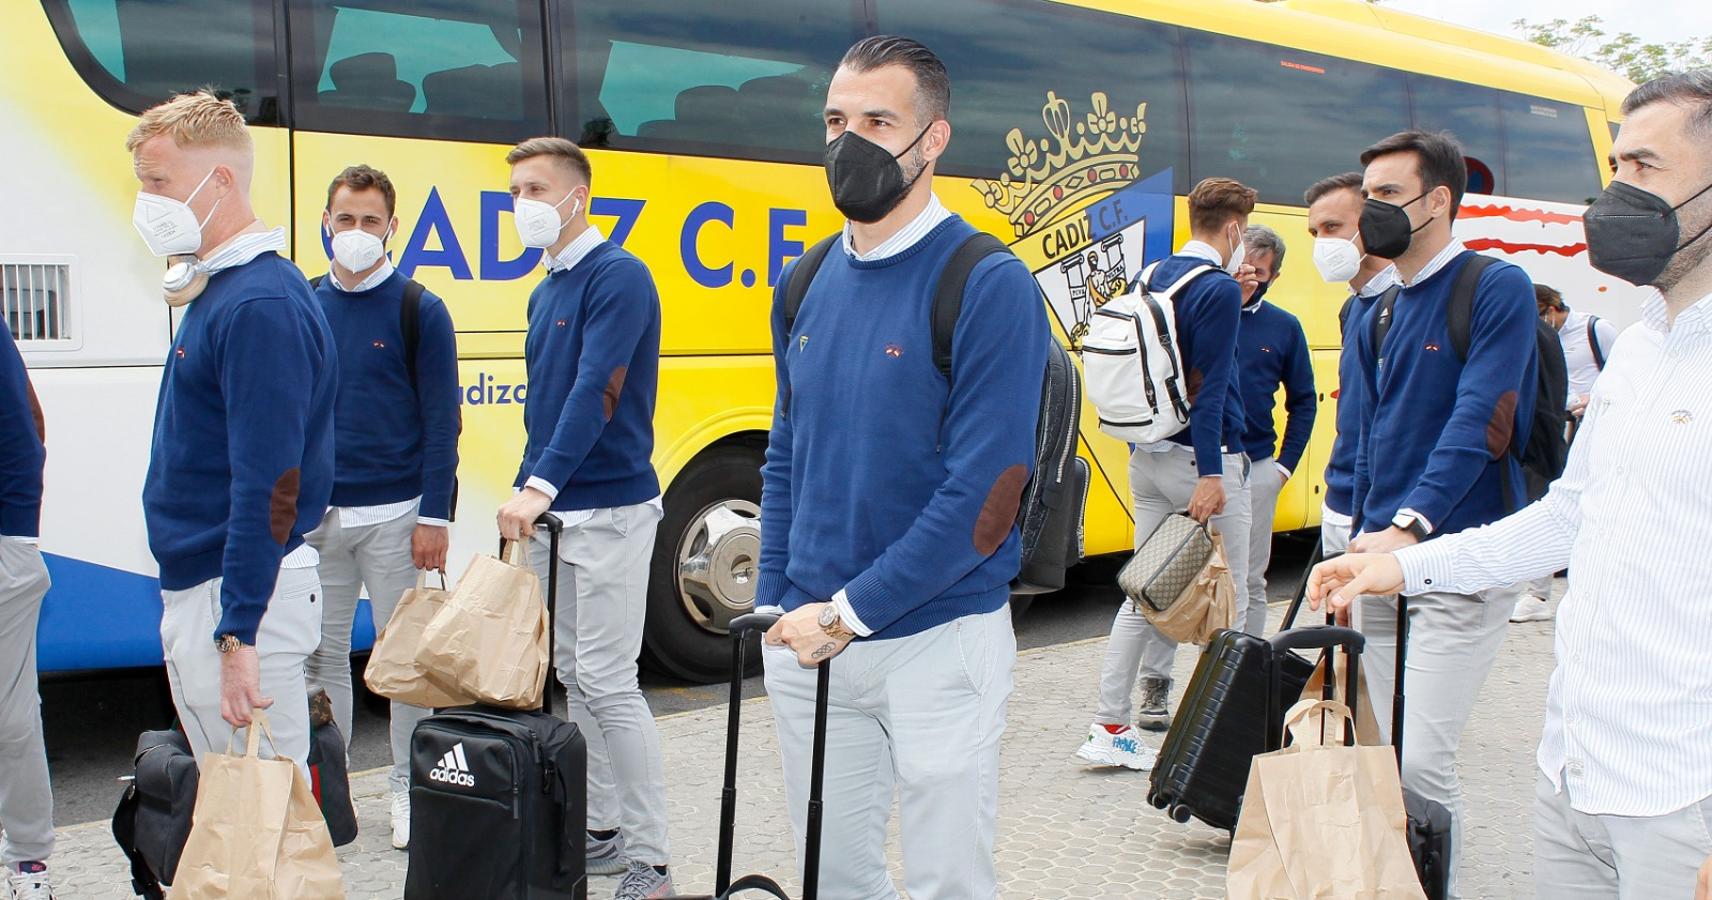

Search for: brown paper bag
xmin=364 ymin=572 xmax=475 ymax=708
xmin=1227 ymin=699 xmax=1425 ymax=900
xmin=1143 ymin=527 xmax=1237 ymax=645
xmin=173 ymin=711 xmax=345 ymax=899
xmin=1301 ymin=653 xmax=1383 ymax=746
xmin=417 ymin=540 xmax=550 ymax=709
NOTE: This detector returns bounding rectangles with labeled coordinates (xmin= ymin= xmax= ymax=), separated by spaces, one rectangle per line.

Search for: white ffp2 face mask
xmin=1224 ymin=226 xmax=1247 ymax=275
xmin=133 ymin=168 xmax=220 ymax=258
xmin=1312 ymin=236 xmax=1364 ymax=284
xmin=513 ymin=191 xmax=581 ymax=249
xmin=330 ymin=226 xmax=390 ymax=273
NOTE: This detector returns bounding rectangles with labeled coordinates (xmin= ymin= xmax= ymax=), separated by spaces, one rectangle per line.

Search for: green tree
xmin=1514 ymin=15 xmax=1711 ymax=83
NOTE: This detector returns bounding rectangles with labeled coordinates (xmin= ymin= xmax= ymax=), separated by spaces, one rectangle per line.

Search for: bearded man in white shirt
xmin=1309 ymin=70 xmax=1712 ymax=900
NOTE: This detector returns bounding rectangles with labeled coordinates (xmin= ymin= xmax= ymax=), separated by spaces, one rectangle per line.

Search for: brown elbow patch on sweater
xmin=1185 ymin=367 xmax=1204 ymax=404
xmin=974 ymin=464 xmax=1029 ymax=556
xmin=269 ymin=468 xmax=301 ymax=545
xmin=602 ymin=366 xmax=628 ymax=421
xmin=1486 ymin=390 xmax=1519 ymax=458
xmin=25 ymin=380 xmax=44 ymax=443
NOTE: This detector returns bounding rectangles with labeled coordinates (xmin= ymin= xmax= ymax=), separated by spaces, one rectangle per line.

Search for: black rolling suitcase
xmin=405 ymin=516 xmax=588 ymax=900
xmin=1392 ymin=594 xmax=1452 ymax=900
xmin=668 ymin=612 xmax=829 ymax=900
xmin=1146 ymin=541 xmax=1327 ymax=830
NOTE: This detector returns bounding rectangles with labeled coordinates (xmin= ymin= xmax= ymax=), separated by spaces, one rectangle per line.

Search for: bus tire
xmin=642 ymin=444 xmax=765 ymax=683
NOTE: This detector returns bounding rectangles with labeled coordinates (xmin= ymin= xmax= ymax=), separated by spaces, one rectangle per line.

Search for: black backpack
xmin=1371 ymin=254 xmax=1569 ymax=509
xmin=780 ymin=232 xmax=1088 ymax=594
xmin=111 ymin=729 xmax=199 ymax=900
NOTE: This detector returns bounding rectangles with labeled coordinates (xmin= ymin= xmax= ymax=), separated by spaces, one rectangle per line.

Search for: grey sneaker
xmin=1136 ymin=675 xmax=1173 ymax=732
xmin=586 ymin=830 xmax=628 ymax=877
xmin=613 ymin=860 xmax=673 ymax=899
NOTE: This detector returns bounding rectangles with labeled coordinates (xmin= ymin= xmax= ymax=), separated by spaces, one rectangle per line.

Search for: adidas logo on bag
xmin=428 ymin=742 xmax=476 ymax=788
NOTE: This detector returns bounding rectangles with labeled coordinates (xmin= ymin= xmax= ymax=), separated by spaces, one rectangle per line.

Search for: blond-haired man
xmin=130 ymin=91 xmax=337 ymax=783
xmin=494 ymin=137 xmax=671 ymax=899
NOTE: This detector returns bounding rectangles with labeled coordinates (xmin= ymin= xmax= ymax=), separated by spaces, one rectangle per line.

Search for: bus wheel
xmin=642 ymin=444 xmax=764 ymax=683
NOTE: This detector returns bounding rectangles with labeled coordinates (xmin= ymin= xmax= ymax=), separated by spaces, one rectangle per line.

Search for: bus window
xmin=877 ymin=0 xmax=1189 ymax=193
xmin=287 ymin=0 xmax=548 ymax=143
xmin=1409 ymin=76 xmax=1505 ymax=196
xmin=43 ymin=0 xmax=278 ymax=121
xmin=566 ymin=0 xmax=861 ymax=161
xmin=1501 ymin=93 xmax=1604 ymax=205
xmin=1185 ymin=32 xmax=1410 ymax=205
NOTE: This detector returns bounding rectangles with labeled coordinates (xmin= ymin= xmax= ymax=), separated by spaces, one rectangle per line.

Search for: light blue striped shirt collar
xmin=196 ymin=223 xmax=287 ymax=276
xmin=1357 ymin=265 xmax=1400 ymax=298
xmin=841 ymin=193 xmax=952 ymax=262
xmin=330 ymin=259 xmax=396 ymax=293
xmin=1400 ymin=238 xmax=1466 ymax=288
xmin=545 ymin=225 xmax=606 ymax=273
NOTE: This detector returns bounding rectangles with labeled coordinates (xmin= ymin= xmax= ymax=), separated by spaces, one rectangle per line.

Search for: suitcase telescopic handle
xmin=1268 ymin=625 xmax=1366 ymax=655
xmin=730 ymin=612 xmax=781 ymax=635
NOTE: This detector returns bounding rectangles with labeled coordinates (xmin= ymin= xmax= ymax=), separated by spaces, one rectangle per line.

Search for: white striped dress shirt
xmin=841 ymin=193 xmax=952 ymax=262
xmin=1395 ymin=288 xmax=1712 ymax=816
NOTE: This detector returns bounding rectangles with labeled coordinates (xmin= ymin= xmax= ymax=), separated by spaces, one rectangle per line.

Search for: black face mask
xmin=1246 ymin=279 xmax=1271 ymax=308
xmin=1584 ymin=179 xmax=1712 ymax=287
xmin=1360 ymin=192 xmax=1434 ymax=260
xmin=824 ymin=124 xmax=932 ymax=224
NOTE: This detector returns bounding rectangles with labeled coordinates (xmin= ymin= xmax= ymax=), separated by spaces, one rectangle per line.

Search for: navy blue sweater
xmin=1324 ymin=291 xmax=1378 ymax=516
xmin=1351 ymin=251 xmax=1537 ymax=537
xmin=144 ymin=253 xmax=337 ymax=644
xmin=516 ymin=241 xmax=661 ymax=510
xmin=0 ymin=327 xmax=45 ymax=538
xmin=1154 ymin=254 xmax=1247 ymax=473
xmin=1237 ymin=300 xmax=1316 ymax=472
xmin=315 ymin=272 xmax=459 ymax=520
xmin=758 ymin=217 xmax=1048 ymax=640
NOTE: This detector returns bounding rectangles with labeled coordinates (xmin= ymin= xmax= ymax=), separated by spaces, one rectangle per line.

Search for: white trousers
xmin=1533 ymin=770 xmax=1712 ymax=899
xmin=530 ymin=502 xmax=670 ymax=865
xmin=160 ymin=566 xmax=322 ymax=781
xmin=1095 ymin=445 xmax=1251 ymax=724
xmin=305 ymin=507 xmax=427 ymax=793
xmin=0 ymin=539 xmax=53 ymax=865
xmin=1245 ymin=456 xmax=1285 ymax=633
xmin=1357 ymin=584 xmax=1516 ymax=899
xmin=763 ymin=606 xmax=1014 ymax=900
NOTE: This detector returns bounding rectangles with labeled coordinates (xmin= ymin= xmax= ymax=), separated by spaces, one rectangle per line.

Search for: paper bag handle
xmin=1281 ymin=698 xmax=1353 ymax=749
xmin=500 ymin=536 xmax=532 ymax=567
xmin=225 ymin=708 xmax=276 ymax=758
xmin=413 ymin=569 xmax=448 ymax=591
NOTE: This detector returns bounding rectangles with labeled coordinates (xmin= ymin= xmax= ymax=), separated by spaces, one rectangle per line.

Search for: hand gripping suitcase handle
xmin=716 ymin=611 xmax=831 ymax=900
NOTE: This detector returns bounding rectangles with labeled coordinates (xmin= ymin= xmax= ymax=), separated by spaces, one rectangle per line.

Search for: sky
xmin=1383 ymin=0 xmax=1710 ymax=47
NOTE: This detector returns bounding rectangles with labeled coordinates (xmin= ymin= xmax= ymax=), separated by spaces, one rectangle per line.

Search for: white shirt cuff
xmin=754 ymin=604 xmax=786 ymax=616
xmin=1395 ymin=538 xmax=1456 ymax=595
xmin=1274 ymin=462 xmax=1292 ymax=481
xmin=831 ymin=590 xmax=875 ymax=638
xmin=524 ymin=476 xmax=560 ymax=501
xmin=416 ymin=517 xmax=449 ymax=527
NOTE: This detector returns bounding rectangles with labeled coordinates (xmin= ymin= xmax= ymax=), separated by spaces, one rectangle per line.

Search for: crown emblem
xmin=974 ymin=91 xmax=1149 ymax=238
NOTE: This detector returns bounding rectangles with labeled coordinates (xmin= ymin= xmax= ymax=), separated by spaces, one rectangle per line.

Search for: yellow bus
xmin=8 ymin=0 xmax=1630 ymax=681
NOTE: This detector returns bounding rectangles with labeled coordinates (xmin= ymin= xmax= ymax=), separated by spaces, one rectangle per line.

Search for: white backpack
xmin=1082 ymin=260 xmax=1218 ymax=445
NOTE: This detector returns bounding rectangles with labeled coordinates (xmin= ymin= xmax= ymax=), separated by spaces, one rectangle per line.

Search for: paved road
xmin=39 ymin=538 xmax=1316 ymax=826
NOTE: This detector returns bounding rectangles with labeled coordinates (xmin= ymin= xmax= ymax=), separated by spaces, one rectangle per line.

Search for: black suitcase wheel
xmin=1170 ymin=804 xmax=1193 ymax=824
xmin=1147 ymin=791 xmax=1167 ymax=810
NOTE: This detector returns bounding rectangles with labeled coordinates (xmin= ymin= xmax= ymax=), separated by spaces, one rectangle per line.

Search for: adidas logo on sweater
xmin=429 ymin=742 xmax=475 ymax=787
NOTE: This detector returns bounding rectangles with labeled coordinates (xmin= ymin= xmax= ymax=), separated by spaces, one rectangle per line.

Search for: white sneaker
xmin=1509 ymin=594 xmax=1553 ymax=623
xmin=8 ymin=864 xmax=55 ymax=900
xmin=390 ymin=791 xmax=410 ymax=850
xmin=1075 ymin=722 xmax=1157 ymax=770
